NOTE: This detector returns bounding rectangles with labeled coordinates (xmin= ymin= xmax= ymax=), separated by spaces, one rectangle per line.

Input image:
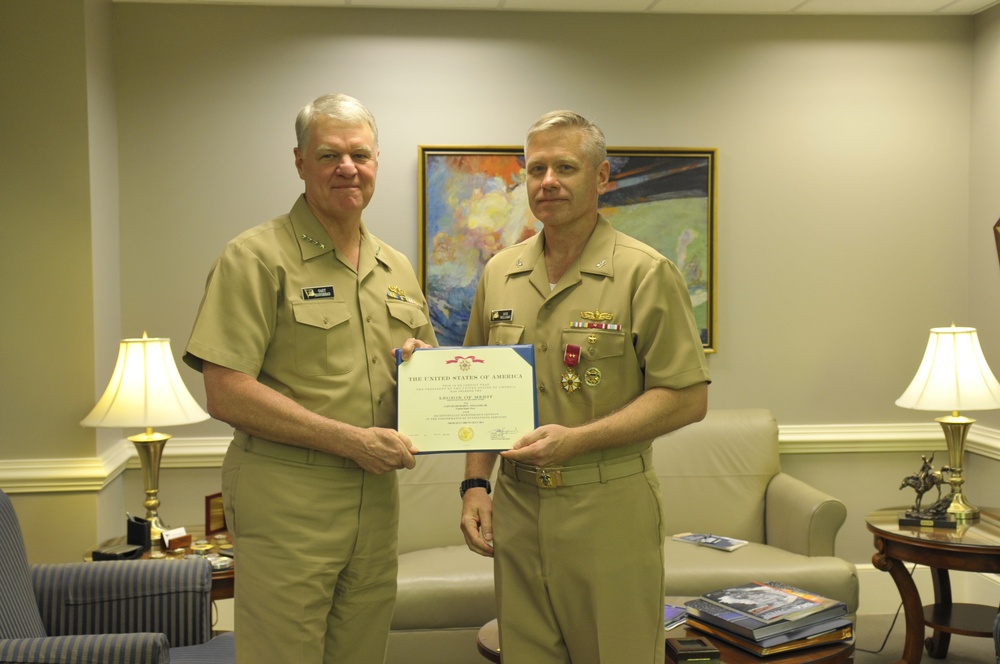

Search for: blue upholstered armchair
xmin=0 ymin=489 xmax=233 ymax=664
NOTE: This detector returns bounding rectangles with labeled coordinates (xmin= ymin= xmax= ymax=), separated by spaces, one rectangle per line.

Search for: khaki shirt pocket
xmin=292 ymin=300 xmax=354 ymax=376
xmin=386 ymin=300 xmax=430 ymax=347
xmin=561 ymin=329 xmax=628 ymax=406
xmin=487 ymin=323 xmax=525 ymax=346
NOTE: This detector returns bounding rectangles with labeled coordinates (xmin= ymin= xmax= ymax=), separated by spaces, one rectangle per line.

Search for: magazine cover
xmin=701 ymin=581 xmax=837 ymax=623
xmin=683 ymin=597 xmax=847 ymax=640
xmin=672 ymin=532 xmax=748 ymax=552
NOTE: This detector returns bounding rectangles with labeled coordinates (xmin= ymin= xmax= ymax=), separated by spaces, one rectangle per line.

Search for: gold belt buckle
xmin=536 ymin=468 xmax=563 ymax=489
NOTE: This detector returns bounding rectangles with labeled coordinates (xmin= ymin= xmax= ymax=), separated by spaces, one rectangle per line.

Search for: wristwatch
xmin=460 ymin=478 xmax=491 ymax=498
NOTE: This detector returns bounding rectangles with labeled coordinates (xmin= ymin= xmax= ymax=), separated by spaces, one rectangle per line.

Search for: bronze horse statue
xmin=900 ymin=453 xmax=951 ymax=516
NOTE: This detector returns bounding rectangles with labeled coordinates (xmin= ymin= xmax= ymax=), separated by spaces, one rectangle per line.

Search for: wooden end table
xmin=85 ymin=529 xmax=234 ymax=602
xmin=476 ymin=618 xmax=854 ymax=663
xmin=867 ymin=507 xmax=1000 ymax=663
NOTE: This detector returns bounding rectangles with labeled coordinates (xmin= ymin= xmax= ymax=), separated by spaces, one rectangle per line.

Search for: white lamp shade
xmin=896 ymin=326 xmax=1000 ymax=412
xmin=81 ymin=335 xmax=209 ymax=428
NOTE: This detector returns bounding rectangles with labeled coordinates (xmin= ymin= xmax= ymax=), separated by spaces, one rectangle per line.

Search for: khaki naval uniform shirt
xmin=464 ymin=215 xmax=710 ymax=463
xmin=184 ymin=194 xmax=437 ymax=434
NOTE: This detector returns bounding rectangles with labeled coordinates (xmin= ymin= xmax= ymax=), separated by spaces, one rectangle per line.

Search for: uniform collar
xmin=576 ymin=216 xmax=616 ymax=278
xmin=503 ymin=215 xmax=616 ymax=280
xmin=289 ymin=194 xmax=388 ymax=271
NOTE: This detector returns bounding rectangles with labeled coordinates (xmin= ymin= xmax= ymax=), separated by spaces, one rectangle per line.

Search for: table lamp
xmin=81 ymin=333 xmax=209 ymax=534
xmin=895 ymin=325 xmax=1000 ymax=521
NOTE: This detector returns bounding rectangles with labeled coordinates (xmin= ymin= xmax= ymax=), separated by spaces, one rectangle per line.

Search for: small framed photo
xmin=204 ymin=492 xmax=226 ymax=535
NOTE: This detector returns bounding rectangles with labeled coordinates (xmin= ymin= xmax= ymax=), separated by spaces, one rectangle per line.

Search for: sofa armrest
xmin=0 ymin=633 xmax=168 ymax=663
xmin=765 ymin=472 xmax=846 ymax=557
xmin=30 ymin=559 xmax=213 ymax=647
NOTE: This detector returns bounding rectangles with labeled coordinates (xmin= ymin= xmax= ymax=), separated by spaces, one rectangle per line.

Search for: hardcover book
xmin=672 ymin=532 xmax=748 ymax=552
xmin=686 ymin=616 xmax=853 ymax=656
xmin=683 ymin=597 xmax=848 ymax=641
xmin=700 ymin=581 xmax=841 ymax=624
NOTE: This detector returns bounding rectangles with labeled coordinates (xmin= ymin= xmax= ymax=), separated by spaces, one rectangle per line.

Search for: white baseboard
xmin=857 ymin=564 xmax=1000 ymax=615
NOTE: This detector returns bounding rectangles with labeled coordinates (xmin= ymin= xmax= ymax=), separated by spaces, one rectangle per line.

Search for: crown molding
xmin=2 ymin=423 xmax=999 ymax=494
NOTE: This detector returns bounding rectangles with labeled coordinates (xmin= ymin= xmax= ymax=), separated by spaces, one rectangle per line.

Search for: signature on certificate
xmin=490 ymin=427 xmax=520 ymax=441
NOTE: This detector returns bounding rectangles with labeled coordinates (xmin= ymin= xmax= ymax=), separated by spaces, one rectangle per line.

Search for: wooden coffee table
xmin=475 ymin=619 xmax=854 ymax=663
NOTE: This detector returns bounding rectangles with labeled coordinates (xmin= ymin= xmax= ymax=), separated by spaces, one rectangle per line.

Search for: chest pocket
xmin=487 ymin=323 xmax=525 ymax=346
xmin=292 ymin=300 xmax=353 ymax=376
xmin=561 ymin=328 xmax=628 ymax=406
xmin=386 ymin=300 xmax=430 ymax=347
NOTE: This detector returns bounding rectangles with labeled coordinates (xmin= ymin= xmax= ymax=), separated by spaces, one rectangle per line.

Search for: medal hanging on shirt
xmin=561 ymin=344 xmax=582 ymax=393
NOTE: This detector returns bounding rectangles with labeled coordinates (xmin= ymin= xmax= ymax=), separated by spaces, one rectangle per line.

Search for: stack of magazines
xmin=682 ymin=581 xmax=853 ymax=656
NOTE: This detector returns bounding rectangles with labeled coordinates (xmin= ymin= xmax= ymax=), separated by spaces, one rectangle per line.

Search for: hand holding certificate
xmin=397 ymin=345 xmax=538 ymax=453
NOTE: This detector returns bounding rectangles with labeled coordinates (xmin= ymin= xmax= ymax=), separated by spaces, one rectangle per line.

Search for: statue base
xmin=898 ymin=512 xmax=959 ymax=529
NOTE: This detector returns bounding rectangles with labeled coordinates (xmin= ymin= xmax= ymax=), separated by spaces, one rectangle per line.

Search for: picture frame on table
xmin=417 ymin=145 xmax=717 ymax=351
xmin=204 ymin=492 xmax=226 ymax=535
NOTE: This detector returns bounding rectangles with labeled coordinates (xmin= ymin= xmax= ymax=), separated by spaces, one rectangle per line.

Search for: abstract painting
xmin=418 ymin=146 xmax=717 ymax=350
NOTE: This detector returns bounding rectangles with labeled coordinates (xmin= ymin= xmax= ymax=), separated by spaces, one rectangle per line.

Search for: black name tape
xmin=302 ymin=286 xmax=334 ymax=300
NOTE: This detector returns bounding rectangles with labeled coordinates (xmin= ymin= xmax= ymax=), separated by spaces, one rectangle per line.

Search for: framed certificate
xmin=397 ymin=345 xmax=538 ymax=453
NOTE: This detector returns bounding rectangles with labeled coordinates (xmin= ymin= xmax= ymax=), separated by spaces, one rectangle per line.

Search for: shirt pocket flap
xmin=292 ymin=300 xmax=351 ymax=330
xmin=488 ymin=323 xmax=526 ymax=346
xmin=386 ymin=300 xmax=429 ymax=329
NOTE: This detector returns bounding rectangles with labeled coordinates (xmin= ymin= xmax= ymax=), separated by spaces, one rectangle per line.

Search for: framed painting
xmin=418 ymin=146 xmax=717 ymax=351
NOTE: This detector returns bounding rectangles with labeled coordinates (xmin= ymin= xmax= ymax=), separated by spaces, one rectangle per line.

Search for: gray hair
xmin=295 ymin=94 xmax=379 ymax=151
xmin=525 ymin=110 xmax=607 ymax=166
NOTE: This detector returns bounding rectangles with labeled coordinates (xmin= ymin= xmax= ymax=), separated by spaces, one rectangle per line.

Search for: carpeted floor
xmin=853 ymin=612 xmax=996 ymax=663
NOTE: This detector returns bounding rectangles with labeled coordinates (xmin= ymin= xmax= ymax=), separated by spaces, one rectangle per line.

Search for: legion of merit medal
xmin=562 ymin=344 xmax=582 ymax=392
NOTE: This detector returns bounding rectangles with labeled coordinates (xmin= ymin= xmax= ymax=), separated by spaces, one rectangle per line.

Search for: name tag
xmin=302 ymin=286 xmax=334 ymax=300
xmin=491 ymin=309 xmax=513 ymax=322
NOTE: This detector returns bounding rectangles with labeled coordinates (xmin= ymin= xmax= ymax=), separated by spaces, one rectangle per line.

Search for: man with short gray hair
xmin=185 ymin=93 xmax=436 ymax=664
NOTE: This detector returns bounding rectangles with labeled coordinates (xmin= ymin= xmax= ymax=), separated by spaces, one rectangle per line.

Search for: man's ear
xmin=596 ymin=159 xmax=611 ymax=194
xmin=293 ymin=147 xmax=305 ymax=180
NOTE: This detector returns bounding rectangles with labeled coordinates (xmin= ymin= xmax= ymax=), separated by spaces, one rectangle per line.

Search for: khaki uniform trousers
xmin=493 ymin=464 xmax=667 ymax=664
xmin=222 ymin=438 xmax=398 ymax=664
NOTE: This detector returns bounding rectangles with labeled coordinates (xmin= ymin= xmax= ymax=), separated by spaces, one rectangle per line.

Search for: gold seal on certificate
xmin=397 ymin=345 xmax=538 ymax=453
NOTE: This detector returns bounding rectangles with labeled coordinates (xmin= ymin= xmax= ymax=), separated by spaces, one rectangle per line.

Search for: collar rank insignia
xmin=300 ymin=234 xmax=326 ymax=250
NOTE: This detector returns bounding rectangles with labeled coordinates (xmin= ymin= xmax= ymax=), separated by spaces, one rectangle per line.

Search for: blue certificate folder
xmin=395 ymin=345 xmax=539 ymax=454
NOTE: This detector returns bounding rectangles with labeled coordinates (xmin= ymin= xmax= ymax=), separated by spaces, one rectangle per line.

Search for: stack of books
xmin=682 ymin=581 xmax=853 ymax=656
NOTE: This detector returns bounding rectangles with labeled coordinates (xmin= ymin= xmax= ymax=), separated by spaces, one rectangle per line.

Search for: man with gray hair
xmin=185 ymin=94 xmax=436 ymax=663
xmin=460 ymin=110 xmax=710 ymax=662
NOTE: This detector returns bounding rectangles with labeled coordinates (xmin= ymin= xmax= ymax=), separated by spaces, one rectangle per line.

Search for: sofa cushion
xmin=393 ymin=545 xmax=495 ymax=630
xmin=664 ymin=541 xmax=859 ymax=611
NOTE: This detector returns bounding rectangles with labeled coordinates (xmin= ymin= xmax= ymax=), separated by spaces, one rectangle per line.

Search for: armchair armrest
xmin=30 ymin=559 xmax=213 ymax=647
xmin=764 ymin=472 xmax=846 ymax=557
xmin=0 ymin=633 xmax=169 ymax=664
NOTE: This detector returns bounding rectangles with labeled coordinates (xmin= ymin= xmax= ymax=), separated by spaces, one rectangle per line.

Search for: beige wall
xmin=3 ymin=1 xmax=1000 ymax=570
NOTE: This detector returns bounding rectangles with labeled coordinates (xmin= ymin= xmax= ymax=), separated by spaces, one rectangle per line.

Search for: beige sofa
xmin=386 ymin=408 xmax=859 ymax=664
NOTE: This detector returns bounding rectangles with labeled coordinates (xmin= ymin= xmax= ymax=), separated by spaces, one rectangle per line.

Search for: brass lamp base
xmin=937 ymin=415 xmax=980 ymax=522
xmin=128 ymin=428 xmax=172 ymax=536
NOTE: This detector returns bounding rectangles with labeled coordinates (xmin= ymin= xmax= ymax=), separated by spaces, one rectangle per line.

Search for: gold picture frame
xmin=205 ymin=492 xmax=226 ymax=535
